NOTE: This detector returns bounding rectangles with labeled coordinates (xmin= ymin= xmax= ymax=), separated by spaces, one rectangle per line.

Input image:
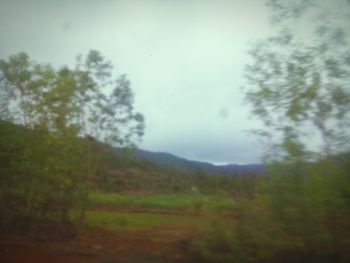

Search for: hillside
xmin=134 ymin=149 xmax=265 ymax=175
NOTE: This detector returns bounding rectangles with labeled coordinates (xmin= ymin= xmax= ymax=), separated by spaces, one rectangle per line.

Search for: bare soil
xmin=0 ymin=213 xmax=200 ymax=263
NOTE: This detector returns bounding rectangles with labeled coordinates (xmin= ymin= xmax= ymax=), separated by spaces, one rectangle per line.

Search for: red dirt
xmin=0 ymin=223 xmax=199 ymax=263
xmin=0 ymin=235 xmax=105 ymax=263
xmin=90 ymin=206 xmax=236 ymax=217
xmin=89 ymin=206 xmax=187 ymax=215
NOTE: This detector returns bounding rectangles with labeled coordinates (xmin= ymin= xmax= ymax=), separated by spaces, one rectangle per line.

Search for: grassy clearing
xmin=88 ymin=191 xmax=236 ymax=211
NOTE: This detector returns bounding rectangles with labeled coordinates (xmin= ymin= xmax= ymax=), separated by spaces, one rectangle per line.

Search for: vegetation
xmin=89 ymin=191 xmax=236 ymax=212
xmin=190 ymin=159 xmax=350 ymax=263
xmin=245 ymin=0 xmax=350 ymax=161
xmin=2 ymin=103 xmax=348 ymax=262
xmin=190 ymin=1 xmax=350 ymax=262
xmin=0 ymin=50 xmax=144 ymax=233
xmin=0 ymin=2 xmax=349 ymax=263
xmin=83 ymin=211 xmax=174 ymax=230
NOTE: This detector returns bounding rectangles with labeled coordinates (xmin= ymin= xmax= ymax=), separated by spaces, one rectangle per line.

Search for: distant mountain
xmin=134 ymin=149 xmax=265 ymax=175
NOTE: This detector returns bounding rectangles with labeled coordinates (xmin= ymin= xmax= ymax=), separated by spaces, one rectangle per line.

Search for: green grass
xmin=88 ymin=191 xmax=237 ymax=211
xmin=80 ymin=192 xmax=237 ymax=232
xmin=83 ymin=210 xmax=234 ymax=233
xmin=83 ymin=211 xmax=176 ymax=230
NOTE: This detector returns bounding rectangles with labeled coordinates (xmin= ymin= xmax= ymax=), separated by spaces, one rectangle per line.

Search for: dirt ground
xmin=0 ymin=222 xmax=199 ymax=263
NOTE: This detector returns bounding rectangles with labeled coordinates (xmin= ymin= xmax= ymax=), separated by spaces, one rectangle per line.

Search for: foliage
xmin=245 ymin=0 xmax=350 ymax=160
xmin=0 ymin=50 xmax=144 ymax=233
xmin=0 ymin=50 xmax=144 ymax=145
xmin=0 ymin=121 xmax=87 ymax=232
xmin=191 ymin=1 xmax=350 ymax=262
xmin=190 ymin=160 xmax=350 ymax=263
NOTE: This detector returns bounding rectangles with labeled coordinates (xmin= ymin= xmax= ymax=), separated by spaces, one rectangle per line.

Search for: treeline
xmin=91 ymin=144 xmax=261 ymax=196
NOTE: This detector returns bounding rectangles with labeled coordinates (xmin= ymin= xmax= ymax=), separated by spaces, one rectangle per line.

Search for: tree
xmin=245 ymin=0 xmax=350 ymax=161
xmin=0 ymin=50 xmax=144 ymax=230
xmin=243 ymin=2 xmax=350 ymax=261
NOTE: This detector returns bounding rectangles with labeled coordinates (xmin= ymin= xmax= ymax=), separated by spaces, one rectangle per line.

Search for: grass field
xmin=88 ymin=191 xmax=237 ymax=212
xmin=83 ymin=192 xmax=237 ymax=234
xmin=84 ymin=211 xmax=180 ymax=230
xmin=73 ymin=192 xmax=238 ymax=263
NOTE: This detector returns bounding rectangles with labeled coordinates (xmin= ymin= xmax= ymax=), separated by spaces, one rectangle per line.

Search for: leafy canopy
xmin=245 ymin=0 xmax=350 ymax=161
xmin=0 ymin=50 xmax=144 ymax=147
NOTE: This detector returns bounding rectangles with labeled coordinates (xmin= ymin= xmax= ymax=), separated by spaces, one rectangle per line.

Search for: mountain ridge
xmin=134 ymin=149 xmax=265 ymax=175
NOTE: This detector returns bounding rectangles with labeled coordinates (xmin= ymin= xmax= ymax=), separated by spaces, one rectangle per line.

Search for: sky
xmin=0 ymin=0 xmax=274 ymax=164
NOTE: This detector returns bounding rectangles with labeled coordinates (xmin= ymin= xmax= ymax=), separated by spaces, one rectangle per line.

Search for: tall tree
xmin=0 ymin=50 xmax=144 ymax=228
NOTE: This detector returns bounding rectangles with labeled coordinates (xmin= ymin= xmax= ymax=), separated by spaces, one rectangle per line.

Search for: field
xmin=0 ymin=192 xmax=237 ymax=263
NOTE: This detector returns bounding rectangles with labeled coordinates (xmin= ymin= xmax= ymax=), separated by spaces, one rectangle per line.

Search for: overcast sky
xmin=0 ymin=0 xmax=274 ymax=164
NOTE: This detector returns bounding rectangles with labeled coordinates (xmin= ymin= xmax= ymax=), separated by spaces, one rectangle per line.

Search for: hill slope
xmin=134 ymin=149 xmax=265 ymax=175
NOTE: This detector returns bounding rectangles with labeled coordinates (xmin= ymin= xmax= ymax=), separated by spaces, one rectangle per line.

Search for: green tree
xmin=245 ymin=0 xmax=350 ymax=161
xmin=243 ymin=1 xmax=350 ymax=261
xmin=0 ymin=50 xmax=144 ymax=232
